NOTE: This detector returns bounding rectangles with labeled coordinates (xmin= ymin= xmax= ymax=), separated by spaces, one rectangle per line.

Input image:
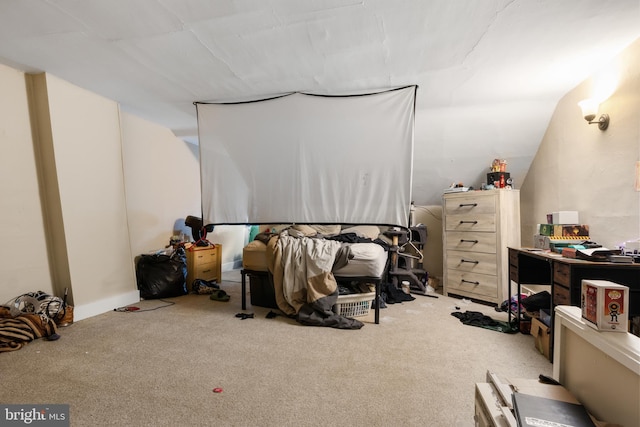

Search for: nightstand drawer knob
xmin=459 ymin=220 xmax=478 ymax=225
xmin=461 ymin=279 xmax=480 ymax=285
xmin=460 ymin=239 xmax=479 ymax=244
xmin=460 ymin=259 xmax=479 ymax=264
xmin=459 ymin=203 xmax=478 ymax=208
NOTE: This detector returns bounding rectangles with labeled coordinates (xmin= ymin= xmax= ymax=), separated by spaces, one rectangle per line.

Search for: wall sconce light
xmin=578 ymin=99 xmax=609 ymax=130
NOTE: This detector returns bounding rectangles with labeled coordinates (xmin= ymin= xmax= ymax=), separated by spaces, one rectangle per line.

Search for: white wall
xmin=0 ymin=64 xmax=53 ymax=301
xmin=521 ymin=38 xmax=640 ymax=249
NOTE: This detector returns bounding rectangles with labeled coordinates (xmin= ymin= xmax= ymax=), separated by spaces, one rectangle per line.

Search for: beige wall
xmin=120 ymin=112 xmax=247 ymax=269
xmin=521 ymin=38 xmax=640 ymax=249
xmin=120 ymin=112 xmax=202 ymax=256
xmin=0 ymin=65 xmax=245 ymax=318
xmin=0 ymin=64 xmax=54 ymax=299
xmin=28 ymin=73 xmax=138 ymax=317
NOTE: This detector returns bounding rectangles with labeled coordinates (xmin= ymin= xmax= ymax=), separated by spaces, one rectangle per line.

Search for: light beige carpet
xmin=0 ymin=270 xmax=551 ymax=426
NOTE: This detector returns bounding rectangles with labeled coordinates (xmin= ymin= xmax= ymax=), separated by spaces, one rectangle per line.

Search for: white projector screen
xmin=196 ymin=86 xmax=416 ymax=226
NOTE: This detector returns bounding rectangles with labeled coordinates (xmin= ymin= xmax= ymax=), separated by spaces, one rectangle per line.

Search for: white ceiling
xmin=1 ymin=0 xmax=639 ymax=205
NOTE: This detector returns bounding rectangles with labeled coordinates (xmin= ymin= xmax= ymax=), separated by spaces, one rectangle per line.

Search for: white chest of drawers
xmin=442 ymin=190 xmax=520 ymax=304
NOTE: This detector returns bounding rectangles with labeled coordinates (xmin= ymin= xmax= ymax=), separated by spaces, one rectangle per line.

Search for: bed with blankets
xmin=241 ymin=224 xmax=391 ymax=328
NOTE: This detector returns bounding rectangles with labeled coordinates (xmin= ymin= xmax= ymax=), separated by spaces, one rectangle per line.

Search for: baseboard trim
xmin=73 ymin=290 xmax=140 ymax=322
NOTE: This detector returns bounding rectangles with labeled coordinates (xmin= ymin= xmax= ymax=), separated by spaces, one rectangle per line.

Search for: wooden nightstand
xmin=185 ymin=244 xmax=222 ymax=291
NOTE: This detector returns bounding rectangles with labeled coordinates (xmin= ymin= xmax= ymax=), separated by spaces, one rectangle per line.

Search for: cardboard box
xmin=538 ymin=224 xmax=589 ymax=237
xmin=554 ymin=224 xmax=589 ymax=237
xmin=538 ymin=224 xmax=554 ymax=236
xmin=531 ymin=317 xmax=551 ymax=360
xmin=552 ymin=211 xmax=579 ymax=224
xmin=533 ymin=234 xmax=550 ymax=249
xmin=581 ymin=279 xmax=629 ymax=332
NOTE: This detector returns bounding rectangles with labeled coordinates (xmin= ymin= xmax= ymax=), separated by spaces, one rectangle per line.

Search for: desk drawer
xmin=553 ymin=285 xmax=570 ymax=305
xmin=509 ymin=264 xmax=519 ymax=283
xmin=446 ymin=250 xmax=497 ymax=276
xmin=509 ymin=249 xmax=519 ymax=266
xmin=553 ymin=262 xmax=570 ymax=287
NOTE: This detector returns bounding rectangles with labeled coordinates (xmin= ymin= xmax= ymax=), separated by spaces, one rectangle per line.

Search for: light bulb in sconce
xmin=578 ymin=98 xmax=609 ymax=130
xmin=578 ymin=99 xmax=598 ymax=121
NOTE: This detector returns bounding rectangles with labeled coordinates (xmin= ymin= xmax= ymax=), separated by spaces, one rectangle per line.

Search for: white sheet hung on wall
xmin=195 ymin=85 xmax=416 ymax=227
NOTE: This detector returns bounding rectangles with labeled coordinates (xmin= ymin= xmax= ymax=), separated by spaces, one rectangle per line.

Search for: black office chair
xmin=184 ymin=216 xmax=214 ymax=245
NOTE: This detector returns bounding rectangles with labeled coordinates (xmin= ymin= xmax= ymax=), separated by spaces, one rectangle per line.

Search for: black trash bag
xmin=136 ymin=248 xmax=188 ymax=299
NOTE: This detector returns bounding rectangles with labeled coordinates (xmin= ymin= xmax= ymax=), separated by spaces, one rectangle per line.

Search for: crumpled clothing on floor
xmin=451 ymin=310 xmax=517 ymax=333
xmin=382 ymin=282 xmax=415 ymax=304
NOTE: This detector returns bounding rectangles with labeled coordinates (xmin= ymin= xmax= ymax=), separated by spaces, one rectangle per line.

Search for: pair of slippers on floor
xmin=209 ymin=289 xmax=230 ymax=302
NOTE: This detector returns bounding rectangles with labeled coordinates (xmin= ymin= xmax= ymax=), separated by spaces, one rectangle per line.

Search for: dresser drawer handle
xmin=460 ymin=239 xmax=479 ymax=244
xmin=459 ymin=203 xmax=478 ymax=208
xmin=460 ymin=259 xmax=479 ymax=264
xmin=461 ymin=279 xmax=480 ymax=285
xmin=459 ymin=220 xmax=478 ymax=225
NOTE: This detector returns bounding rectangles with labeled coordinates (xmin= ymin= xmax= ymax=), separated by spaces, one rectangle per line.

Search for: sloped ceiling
xmin=1 ymin=0 xmax=639 ymax=205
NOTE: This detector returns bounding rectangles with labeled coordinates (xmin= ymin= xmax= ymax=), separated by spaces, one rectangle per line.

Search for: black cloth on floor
xmin=383 ymin=282 xmax=415 ymax=304
xmin=296 ymin=303 xmax=363 ymax=329
xmin=451 ymin=310 xmax=517 ymax=333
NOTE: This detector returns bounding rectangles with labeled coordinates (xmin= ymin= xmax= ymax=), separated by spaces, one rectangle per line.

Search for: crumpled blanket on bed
xmin=266 ymin=230 xmax=364 ymax=329
xmin=0 ymin=313 xmax=59 ymax=352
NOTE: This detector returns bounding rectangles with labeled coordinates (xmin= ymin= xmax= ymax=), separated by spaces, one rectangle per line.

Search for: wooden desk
xmin=508 ymin=247 xmax=640 ymax=360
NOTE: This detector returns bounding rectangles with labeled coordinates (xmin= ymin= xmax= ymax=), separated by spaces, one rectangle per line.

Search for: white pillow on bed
xmin=347 ymin=242 xmax=384 ymax=260
xmin=340 ymin=225 xmax=381 ymax=240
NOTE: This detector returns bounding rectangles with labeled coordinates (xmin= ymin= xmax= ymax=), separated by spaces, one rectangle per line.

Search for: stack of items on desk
xmin=533 ymin=211 xmax=591 ymax=253
xmin=561 ymin=246 xmax=629 ymax=262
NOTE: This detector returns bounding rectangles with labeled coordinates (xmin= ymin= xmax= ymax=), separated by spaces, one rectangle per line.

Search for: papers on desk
xmin=562 ymin=247 xmax=621 ymax=261
xmin=577 ymin=247 xmax=613 ymax=259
